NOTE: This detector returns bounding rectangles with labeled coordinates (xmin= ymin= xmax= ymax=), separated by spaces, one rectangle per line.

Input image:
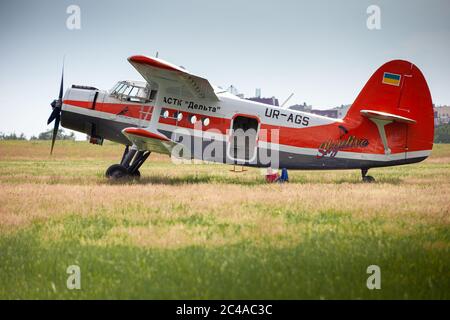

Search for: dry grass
xmin=0 ymin=141 xmax=449 ymax=246
xmin=0 ymin=141 xmax=449 ymax=299
xmin=1 ymin=182 xmax=449 ymax=244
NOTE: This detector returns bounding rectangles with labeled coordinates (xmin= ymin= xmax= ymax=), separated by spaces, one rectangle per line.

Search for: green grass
xmin=0 ymin=141 xmax=448 ymax=299
xmin=1 ymin=216 xmax=448 ymax=299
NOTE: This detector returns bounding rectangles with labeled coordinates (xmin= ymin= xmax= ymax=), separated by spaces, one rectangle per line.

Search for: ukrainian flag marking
xmin=382 ymin=72 xmax=401 ymax=86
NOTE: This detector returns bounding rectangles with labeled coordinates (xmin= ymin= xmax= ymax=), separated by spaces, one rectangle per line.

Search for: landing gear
xmin=361 ymin=168 xmax=375 ymax=183
xmin=105 ymin=164 xmax=129 ymax=179
xmin=105 ymin=145 xmax=150 ymax=180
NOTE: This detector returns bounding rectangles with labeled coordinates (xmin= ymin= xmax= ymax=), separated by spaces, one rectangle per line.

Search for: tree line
xmin=0 ymin=129 xmax=75 ymax=141
xmin=434 ymin=123 xmax=450 ymax=143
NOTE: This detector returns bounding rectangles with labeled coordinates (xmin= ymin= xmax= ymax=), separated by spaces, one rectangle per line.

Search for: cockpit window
xmin=136 ymin=88 xmax=148 ymax=99
xmin=110 ymin=81 xmax=156 ymax=103
xmin=117 ymin=84 xmax=129 ymax=95
xmin=128 ymin=86 xmax=139 ymax=97
xmin=110 ymin=83 xmax=121 ymax=93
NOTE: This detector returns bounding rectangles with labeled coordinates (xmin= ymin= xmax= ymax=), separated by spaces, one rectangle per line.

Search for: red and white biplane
xmin=47 ymin=56 xmax=434 ymax=182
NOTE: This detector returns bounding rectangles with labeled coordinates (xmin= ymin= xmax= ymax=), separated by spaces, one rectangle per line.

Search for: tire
xmin=105 ymin=164 xmax=129 ymax=180
xmin=363 ymin=175 xmax=375 ymax=183
xmin=130 ymin=169 xmax=141 ymax=179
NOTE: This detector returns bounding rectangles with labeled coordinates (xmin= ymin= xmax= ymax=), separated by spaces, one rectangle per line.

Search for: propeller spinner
xmin=47 ymin=64 xmax=64 ymax=154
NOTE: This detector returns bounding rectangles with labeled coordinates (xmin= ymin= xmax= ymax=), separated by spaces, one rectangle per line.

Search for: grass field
xmin=0 ymin=140 xmax=449 ymax=299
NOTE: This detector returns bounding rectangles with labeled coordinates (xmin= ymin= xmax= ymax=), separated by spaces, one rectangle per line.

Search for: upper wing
xmin=128 ymin=55 xmax=219 ymax=101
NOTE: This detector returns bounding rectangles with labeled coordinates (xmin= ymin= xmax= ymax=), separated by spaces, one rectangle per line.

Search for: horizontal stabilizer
xmin=360 ymin=109 xmax=416 ymax=124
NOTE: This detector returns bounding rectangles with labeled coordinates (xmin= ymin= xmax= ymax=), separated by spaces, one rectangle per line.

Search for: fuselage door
xmin=227 ymin=115 xmax=259 ymax=163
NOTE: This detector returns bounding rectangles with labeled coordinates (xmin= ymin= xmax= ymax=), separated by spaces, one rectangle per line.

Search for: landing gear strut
xmin=105 ymin=145 xmax=150 ymax=180
xmin=361 ymin=168 xmax=375 ymax=183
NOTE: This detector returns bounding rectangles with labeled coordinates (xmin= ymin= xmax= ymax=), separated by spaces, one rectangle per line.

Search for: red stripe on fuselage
xmin=63 ymin=99 xmax=153 ymax=120
xmin=160 ymin=109 xmax=413 ymax=154
xmin=64 ymin=101 xmax=423 ymax=155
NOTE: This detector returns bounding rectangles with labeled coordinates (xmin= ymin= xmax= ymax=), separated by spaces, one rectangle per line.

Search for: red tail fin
xmin=344 ymin=60 xmax=434 ymax=156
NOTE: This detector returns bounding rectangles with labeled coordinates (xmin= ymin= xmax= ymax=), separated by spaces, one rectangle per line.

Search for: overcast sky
xmin=1 ymin=0 xmax=449 ymax=138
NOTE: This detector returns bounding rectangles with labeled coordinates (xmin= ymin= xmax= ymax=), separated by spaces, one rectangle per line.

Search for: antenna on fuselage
xmin=155 ymin=51 xmax=159 ymax=58
xmin=280 ymin=93 xmax=294 ymax=108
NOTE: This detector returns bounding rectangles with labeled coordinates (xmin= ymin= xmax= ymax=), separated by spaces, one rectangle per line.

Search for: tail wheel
xmin=361 ymin=168 xmax=375 ymax=183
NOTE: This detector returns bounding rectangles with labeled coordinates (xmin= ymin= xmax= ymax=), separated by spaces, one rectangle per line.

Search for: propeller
xmin=48 ymin=62 xmax=64 ymax=155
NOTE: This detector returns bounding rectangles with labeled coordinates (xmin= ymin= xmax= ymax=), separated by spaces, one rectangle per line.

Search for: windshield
xmin=110 ymin=81 xmax=152 ymax=103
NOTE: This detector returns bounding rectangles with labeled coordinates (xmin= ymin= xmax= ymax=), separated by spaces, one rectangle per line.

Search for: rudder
xmin=344 ymin=60 xmax=434 ymax=160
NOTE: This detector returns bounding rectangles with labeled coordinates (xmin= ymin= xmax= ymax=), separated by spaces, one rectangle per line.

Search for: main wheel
xmin=105 ymin=164 xmax=129 ymax=180
xmin=130 ymin=169 xmax=141 ymax=179
xmin=363 ymin=175 xmax=375 ymax=183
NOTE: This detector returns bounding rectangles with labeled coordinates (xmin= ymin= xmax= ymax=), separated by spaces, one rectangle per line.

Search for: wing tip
xmin=128 ymin=55 xmax=185 ymax=73
xmin=122 ymin=127 xmax=171 ymax=141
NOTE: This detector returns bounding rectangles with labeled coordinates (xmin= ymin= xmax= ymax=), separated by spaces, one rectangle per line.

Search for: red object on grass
xmin=266 ymin=172 xmax=279 ymax=183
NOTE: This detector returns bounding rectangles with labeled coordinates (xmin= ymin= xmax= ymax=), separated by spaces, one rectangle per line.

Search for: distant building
xmin=289 ymin=102 xmax=312 ymax=112
xmin=233 ymin=85 xmax=353 ymax=116
xmin=227 ymin=85 xmax=239 ymax=96
xmin=289 ymin=103 xmax=349 ymax=119
xmin=434 ymin=105 xmax=450 ymax=125
xmin=334 ymin=104 xmax=351 ymax=118
xmin=310 ymin=109 xmax=338 ymax=118
xmin=226 ymin=85 xmax=246 ymax=99
xmin=246 ymin=96 xmax=279 ymax=106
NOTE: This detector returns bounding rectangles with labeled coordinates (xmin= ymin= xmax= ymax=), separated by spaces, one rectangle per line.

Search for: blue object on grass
xmin=279 ymin=168 xmax=289 ymax=182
